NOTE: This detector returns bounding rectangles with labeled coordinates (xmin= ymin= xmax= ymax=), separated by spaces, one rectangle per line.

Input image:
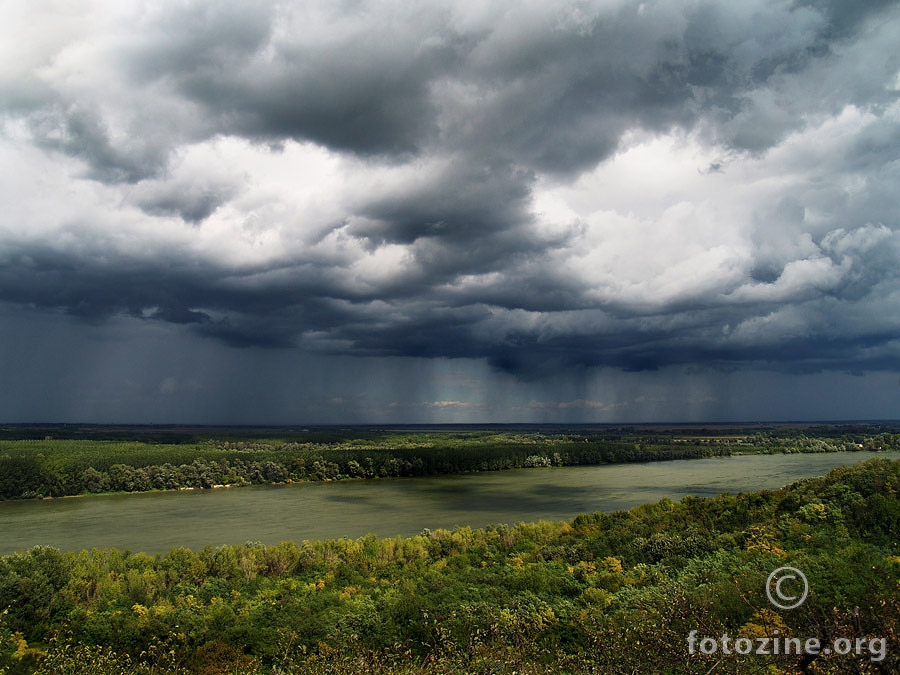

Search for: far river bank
xmin=1 ymin=450 xmax=896 ymax=555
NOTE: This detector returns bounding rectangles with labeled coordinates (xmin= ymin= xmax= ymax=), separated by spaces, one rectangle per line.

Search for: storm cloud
xmin=1 ymin=0 xmax=899 ymax=422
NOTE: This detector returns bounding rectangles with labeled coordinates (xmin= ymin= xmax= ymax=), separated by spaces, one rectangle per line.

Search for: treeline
xmin=2 ymin=458 xmax=900 ymax=673
xmin=0 ymin=433 xmax=749 ymax=500
xmin=2 ymin=429 xmax=899 ymax=499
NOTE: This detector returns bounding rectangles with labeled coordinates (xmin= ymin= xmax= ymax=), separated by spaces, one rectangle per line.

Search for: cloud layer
xmin=2 ymin=0 xmax=900 ymax=386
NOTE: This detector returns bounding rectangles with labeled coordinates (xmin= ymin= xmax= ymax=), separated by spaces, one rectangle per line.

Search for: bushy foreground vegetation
xmin=1 ymin=426 xmax=898 ymax=499
xmin=2 ymin=457 xmax=899 ymax=674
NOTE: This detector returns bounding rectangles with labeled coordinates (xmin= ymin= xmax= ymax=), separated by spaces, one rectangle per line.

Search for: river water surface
xmin=1 ymin=451 xmax=896 ymax=555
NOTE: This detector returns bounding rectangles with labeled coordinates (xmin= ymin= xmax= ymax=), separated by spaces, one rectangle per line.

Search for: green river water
xmin=1 ymin=451 xmax=896 ymax=555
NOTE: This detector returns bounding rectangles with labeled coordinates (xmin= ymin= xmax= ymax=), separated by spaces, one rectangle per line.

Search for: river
xmin=1 ymin=451 xmax=895 ymax=555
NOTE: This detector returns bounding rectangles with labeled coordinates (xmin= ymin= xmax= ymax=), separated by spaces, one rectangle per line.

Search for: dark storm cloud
xmin=0 ymin=243 xmax=214 ymax=320
xmin=355 ymin=161 xmax=533 ymax=246
xmin=125 ymin=1 xmax=449 ymax=156
xmin=0 ymin=1 xmax=863 ymax=175
xmin=0 ymin=241 xmax=347 ymax=349
xmin=797 ymin=0 xmax=898 ymax=39
xmin=2 ymin=0 xmax=900 ymax=383
xmin=26 ymin=0 xmax=870 ymax=181
xmin=27 ymin=104 xmax=169 ymax=183
xmin=131 ymin=178 xmax=239 ymax=223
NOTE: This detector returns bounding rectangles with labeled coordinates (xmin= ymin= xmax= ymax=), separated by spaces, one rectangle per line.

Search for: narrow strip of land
xmin=1 ymin=423 xmax=898 ymax=499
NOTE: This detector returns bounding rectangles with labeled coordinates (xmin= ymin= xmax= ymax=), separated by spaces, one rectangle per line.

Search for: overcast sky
xmin=1 ymin=0 xmax=899 ymax=424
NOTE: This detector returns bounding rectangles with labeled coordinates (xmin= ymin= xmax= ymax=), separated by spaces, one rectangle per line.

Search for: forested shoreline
xmin=1 ymin=426 xmax=898 ymax=500
xmin=1 ymin=456 xmax=899 ymax=673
